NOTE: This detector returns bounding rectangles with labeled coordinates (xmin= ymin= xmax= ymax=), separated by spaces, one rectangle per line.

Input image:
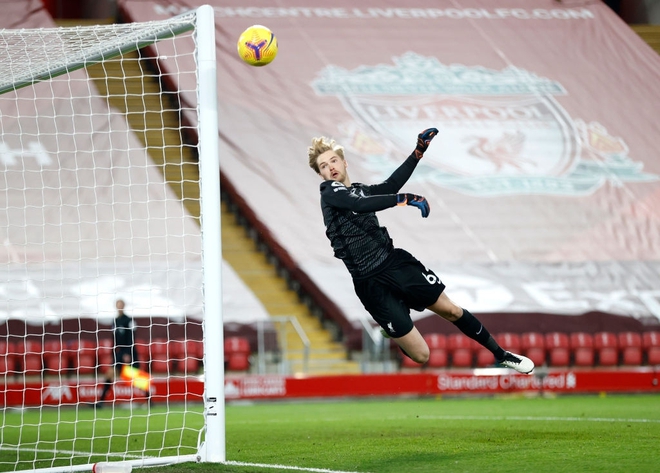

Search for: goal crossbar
xmin=0 ymin=11 xmax=195 ymax=95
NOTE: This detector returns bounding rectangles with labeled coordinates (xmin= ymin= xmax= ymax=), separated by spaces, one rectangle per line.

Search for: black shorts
xmin=353 ymin=249 xmax=445 ymax=338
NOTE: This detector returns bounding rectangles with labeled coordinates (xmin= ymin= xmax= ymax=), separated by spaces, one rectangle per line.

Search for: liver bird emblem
xmin=464 ymin=131 xmax=532 ymax=171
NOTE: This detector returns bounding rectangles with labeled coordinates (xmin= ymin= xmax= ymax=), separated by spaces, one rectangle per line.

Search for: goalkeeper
xmin=308 ymin=128 xmax=534 ymax=374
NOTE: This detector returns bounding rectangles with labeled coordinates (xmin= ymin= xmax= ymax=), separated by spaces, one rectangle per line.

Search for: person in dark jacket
xmin=96 ymin=299 xmax=148 ymax=406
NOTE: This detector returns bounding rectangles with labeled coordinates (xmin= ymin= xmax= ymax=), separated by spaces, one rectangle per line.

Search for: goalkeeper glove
xmin=413 ymin=127 xmax=439 ymax=159
xmin=396 ymin=193 xmax=430 ymax=218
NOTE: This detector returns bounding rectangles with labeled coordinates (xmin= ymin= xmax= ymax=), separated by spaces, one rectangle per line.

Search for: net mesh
xmin=0 ymin=12 xmax=207 ymax=471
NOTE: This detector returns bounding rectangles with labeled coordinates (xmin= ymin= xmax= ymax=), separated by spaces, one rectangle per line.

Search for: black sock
xmin=453 ymin=309 xmax=505 ymax=360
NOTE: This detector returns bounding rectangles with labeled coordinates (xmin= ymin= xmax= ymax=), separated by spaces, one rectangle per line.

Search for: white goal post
xmin=0 ymin=4 xmax=224 ymax=471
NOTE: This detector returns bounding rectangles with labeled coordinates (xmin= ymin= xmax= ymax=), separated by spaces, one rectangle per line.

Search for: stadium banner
xmin=5 ymin=369 xmax=658 ymax=406
xmin=118 ymin=0 xmax=660 ymax=341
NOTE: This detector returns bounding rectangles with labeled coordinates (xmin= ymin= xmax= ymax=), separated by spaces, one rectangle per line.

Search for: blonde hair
xmin=307 ymin=136 xmax=344 ymax=173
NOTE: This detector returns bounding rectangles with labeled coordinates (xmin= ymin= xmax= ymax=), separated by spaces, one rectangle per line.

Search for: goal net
xmin=0 ymin=5 xmax=224 ymax=471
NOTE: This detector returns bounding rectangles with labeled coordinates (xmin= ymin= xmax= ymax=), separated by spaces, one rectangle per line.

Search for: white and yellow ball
xmin=237 ymin=25 xmax=278 ymax=67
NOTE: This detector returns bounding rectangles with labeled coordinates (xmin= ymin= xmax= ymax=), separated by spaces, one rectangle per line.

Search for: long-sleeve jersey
xmin=319 ymin=155 xmax=419 ymax=279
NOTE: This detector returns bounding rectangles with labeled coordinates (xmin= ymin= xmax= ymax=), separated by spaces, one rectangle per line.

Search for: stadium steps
xmin=220 ymin=203 xmax=360 ymax=375
xmin=86 ymin=50 xmax=360 ymax=376
xmin=631 ymin=25 xmax=660 ymax=54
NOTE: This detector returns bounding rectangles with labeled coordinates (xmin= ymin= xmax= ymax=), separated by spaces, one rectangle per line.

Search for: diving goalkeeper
xmin=307 ymin=128 xmax=533 ymax=374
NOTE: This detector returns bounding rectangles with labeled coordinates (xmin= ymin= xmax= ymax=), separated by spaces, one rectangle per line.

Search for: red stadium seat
xmin=545 ymin=332 xmax=570 ymax=367
xmin=474 ymin=338 xmax=495 ymax=368
xmin=424 ymin=333 xmax=446 ymax=350
xmin=447 ymin=333 xmax=473 ymax=368
xmin=520 ymin=332 xmax=546 ymax=367
xmin=171 ymin=339 xmax=203 ymax=374
xmin=593 ymin=332 xmax=618 ymax=367
xmin=424 ymin=334 xmax=448 ymax=368
xmin=427 ymin=350 xmax=448 ymax=368
xmin=0 ymin=340 xmax=9 ymax=375
xmin=400 ymin=350 xmax=422 ymax=368
xmin=224 ymin=336 xmax=251 ymax=371
xmin=67 ymin=339 xmax=96 ymax=375
xmin=489 ymin=332 xmax=522 ymax=367
xmin=135 ymin=339 xmax=149 ymax=371
xmin=96 ymin=338 xmax=114 ymax=371
xmin=618 ymin=332 xmax=642 ymax=366
xmin=642 ymin=331 xmax=660 ymax=365
xmin=14 ymin=339 xmax=43 ymax=375
xmin=4 ymin=341 xmax=17 ymax=375
xmin=149 ymin=338 xmax=172 ymax=374
xmin=569 ymin=332 xmax=594 ymax=367
xmin=495 ymin=333 xmax=521 ymax=352
xmin=43 ymin=339 xmax=66 ymax=375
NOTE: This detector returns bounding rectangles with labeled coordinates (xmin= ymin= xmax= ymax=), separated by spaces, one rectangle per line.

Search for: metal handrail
xmin=254 ymin=316 xmax=310 ymax=375
xmin=359 ymin=317 xmax=391 ymax=372
xmin=287 ymin=316 xmax=310 ymax=374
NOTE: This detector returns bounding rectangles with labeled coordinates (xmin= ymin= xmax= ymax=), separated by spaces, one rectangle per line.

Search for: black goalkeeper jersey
xmin=319 ymin=155 xmax=419 ymax=279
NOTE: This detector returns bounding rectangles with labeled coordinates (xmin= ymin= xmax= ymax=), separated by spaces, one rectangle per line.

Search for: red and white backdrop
xmin=0 ymin=0 xmax=270 ymax=326
xmin=119 ymin=0 xmax=660 ymax=341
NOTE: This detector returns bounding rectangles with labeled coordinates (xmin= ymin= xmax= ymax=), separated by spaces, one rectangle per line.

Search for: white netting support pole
xmin=196 ymin=4 xmax=225 ymax=463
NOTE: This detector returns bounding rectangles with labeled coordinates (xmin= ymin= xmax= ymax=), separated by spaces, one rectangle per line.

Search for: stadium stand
xmin=425 ymin=333 xmax=448 ymax=368
xmin=170 ymin=339 xmax=203 ymax=374
xmin=389 ymin=330 xmax=660 ymax=370
xmin=14 ymin=340 xmax=43 ymax=376
xmin=643 ymin=331 xmax=660 ymax=365
xmin=618 ymin=332 xmax=643 ymax=366
xmin=224 ymin=336 xmax=251 ymax=372
xmin=569 ymin=332 xmax=595 ymax=367
xmin=97 ymin=338 xmax=114 ymax=371
xmin=399 ymin=349 xmax=421 ymax=369
xmin=472 ymin=332 xmax=521 ymax=368
xmin=67 ymin=339 xmax=97 ymax=375
xmin=496 ymin=333 xmax=521 ymax=353
xmin=0 ymin=340 xmax=8 ymax=375
xmin=148 ymin=338 xmax=172 ymax=374
xmin=135 ymin=340 xmax=150 ymax=372
xmin=593 ymin=332 xmax=619 ymax=367
xmin=42 ymin=339 xmax=65 ymax=375
xmin=3 ymin=329 xmax=656 ymax=376
xmin=475 ymin=342 xmax=495 ymax=368
xmin=520 ymin=332 xmax=546 ymax=367
xmin=447 ymin=334 xmax=473 ymax=368
xmin=545 ymin=332 xmax=570 ymax=367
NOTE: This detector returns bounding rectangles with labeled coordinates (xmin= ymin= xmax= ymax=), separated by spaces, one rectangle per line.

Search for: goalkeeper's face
xmin=317 ymin=150 xmax=349 ymax=185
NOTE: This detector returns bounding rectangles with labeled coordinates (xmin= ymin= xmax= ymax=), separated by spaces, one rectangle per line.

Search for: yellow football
xmin=236 ymin=25 xmax=278 ymax=67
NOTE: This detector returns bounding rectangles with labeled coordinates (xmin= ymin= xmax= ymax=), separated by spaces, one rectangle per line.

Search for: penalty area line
xmin=224 ymin=460 xmax=364 ymax=473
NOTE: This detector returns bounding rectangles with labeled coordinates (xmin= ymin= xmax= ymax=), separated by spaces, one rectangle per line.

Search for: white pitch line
xmin=224 ymin=461 xmax=364 ymax=473
xmin=416 ymin=415 xmax=660 ymax=423
xmin=230 ymin=414 xmax=660 ymax=425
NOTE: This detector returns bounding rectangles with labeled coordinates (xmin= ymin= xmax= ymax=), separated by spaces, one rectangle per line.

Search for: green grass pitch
xmin=1 ymin=394 xmax=659 ymax=472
